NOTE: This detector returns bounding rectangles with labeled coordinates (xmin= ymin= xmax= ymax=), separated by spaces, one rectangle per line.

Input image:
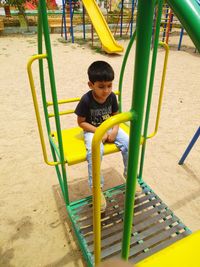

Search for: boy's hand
xmin=107 ymin=130 xmax=117 ymax=143
xmin=102 ymin=132 xmax=108 ymax=143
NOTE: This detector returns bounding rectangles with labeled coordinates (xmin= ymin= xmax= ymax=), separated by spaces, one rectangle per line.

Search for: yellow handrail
xmin=47 ymin=97 xmax=81 ymax=106
xmin=48 ymin=109 xmax=75 ymax=118
xmin=46 ymin=91 xmax=120 ymax=118
xmin=27 ymin=54 xmax=60 ymax=166
xmin=92 ymin=43 xmax=169 ymax=265
xmin=92 ymin=111 xmax=135 ymax=265
xmin=147 ymin=42 xmax=169 ymax=139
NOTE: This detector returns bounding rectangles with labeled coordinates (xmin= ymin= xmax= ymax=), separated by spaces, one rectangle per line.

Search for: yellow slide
xmin=82 ymin=0 xmax=124 ymax=54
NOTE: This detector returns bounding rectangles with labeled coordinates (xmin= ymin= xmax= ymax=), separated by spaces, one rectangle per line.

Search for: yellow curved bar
xmin=27 ymin=54 xmax=60 ymax=166
xmin=135 ymin=230 xmax=200 ymax=267
xmin=147 ymin=42 xmax=169 ymax=139
xmin=92 ymin=111 xmax=135 ymax=265
xmin=47 ymin=97 xmax=81 ymax=106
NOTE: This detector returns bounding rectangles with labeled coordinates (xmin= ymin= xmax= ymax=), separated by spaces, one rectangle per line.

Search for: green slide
xmin=167 ymin=0 xmax=200 ymax=52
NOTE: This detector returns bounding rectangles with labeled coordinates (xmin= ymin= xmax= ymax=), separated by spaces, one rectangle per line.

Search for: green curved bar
xmin=167 ymin=0 xmax=200 ymax=52
xmin=118 ymin=30 xmax=136 ymax=113
xmin=139 ymin=0 xmax=164 ymax=180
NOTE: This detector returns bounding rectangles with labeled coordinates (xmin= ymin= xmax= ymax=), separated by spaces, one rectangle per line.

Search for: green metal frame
xmin=27 ymin=0 xmax=200 ymax=265
xmin=138 ymin=0 xmax=164 ymax=180
xmin=29 ymin=0 xmax=167 ymax=265
xmin=37 ymin=0 xmax=70 ymax=205
xmin=121 ymin=0 xmax=156 ymax=259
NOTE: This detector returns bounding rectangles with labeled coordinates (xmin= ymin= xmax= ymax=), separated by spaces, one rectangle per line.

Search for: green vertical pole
xmin=37 ymin=3 xmax=52 ymax=136
xmin=39 ymin=0 xmax=70 ymax=205
xmin=121 ymin=0 xmax=155 ymax=260
xmin=37 ymin=4 xmax=66 ymax=198
xmin=139 ymin=0 xmax=164 ymax=180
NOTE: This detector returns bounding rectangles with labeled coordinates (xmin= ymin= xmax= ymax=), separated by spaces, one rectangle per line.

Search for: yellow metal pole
xmin=92 ymin=111 xmax=135 ymax=265
xmin=148 ymin=42 xmax=169 ymax=139
xmin=27 ymin=54 xmax=60 ymax=166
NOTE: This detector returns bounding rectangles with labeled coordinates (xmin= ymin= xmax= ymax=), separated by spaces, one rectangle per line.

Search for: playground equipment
xmin=178 ymin=126 xmax=200 ymax=165
xmin=161 ymin=5 xmax=187 ymax=51
xmin=161 ymin=4 xmax=174 ymax=44
xmin=154 ymin=3 xmax=187 ymax=51
xmin=113 ymin=0 xmax=137 ymax=38
xmin=27 ymin=0 xmax=200 ymax=266
xmin=61 ymin=0 xmax=123 ymax=53
xmin=60 ymin=0 xmax=196 ymax=53
xmin=82 ymin=0 xmax=123 ymax=53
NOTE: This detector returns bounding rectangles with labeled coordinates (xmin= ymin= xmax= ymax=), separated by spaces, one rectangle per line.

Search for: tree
xmin=0 ymin=0 xmax=33 ymax=31
xmin=10 ymin=0 xmax=30 ymax=30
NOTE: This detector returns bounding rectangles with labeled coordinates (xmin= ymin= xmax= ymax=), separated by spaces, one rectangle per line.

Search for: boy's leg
xmin=84 ymin=132 xmax=106 ymax=211
xmin=84 ymin=132 xmax=104 ymax=188
xmin=114 ymin=128 xmax=142 ymax=193
xmin=114 ymin=128 xmax=129 ymax=176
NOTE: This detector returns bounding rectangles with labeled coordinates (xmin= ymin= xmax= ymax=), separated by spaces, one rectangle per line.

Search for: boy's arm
xmin=107 ymin=111 xmax=119 ymax=143
xmin=77 ymin=116 xmax=96 ymax=133
xmin=77 ymin=116 xmax=108 ymax=143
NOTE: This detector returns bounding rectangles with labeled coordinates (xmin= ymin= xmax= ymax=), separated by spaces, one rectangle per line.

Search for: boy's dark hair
xmin=88 ymin=61 xmax=114 ymax=83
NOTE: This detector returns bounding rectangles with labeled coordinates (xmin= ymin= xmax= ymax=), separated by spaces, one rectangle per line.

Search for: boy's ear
xmin=88 ymin=81 xmax=94 ymax=89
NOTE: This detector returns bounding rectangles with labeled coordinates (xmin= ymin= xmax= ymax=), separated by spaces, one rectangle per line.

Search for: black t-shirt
xmin=75 ymin=90 xmax=118 ymax=127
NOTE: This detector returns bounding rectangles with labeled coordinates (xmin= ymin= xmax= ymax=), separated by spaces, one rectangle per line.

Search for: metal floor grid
xmin=68 ymin=183 xmax=191 ymax=265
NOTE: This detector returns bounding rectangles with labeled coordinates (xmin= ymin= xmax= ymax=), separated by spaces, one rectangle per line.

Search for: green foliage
xmin=0 ymin=0 xmax=25 ymax=13
xmin=8 ymin=0 xmax=26 ymax=14
xmin=0 ymin=0 xmax=32 ymax=31
xmin=0 ymin=0 xmax=23 ymax=7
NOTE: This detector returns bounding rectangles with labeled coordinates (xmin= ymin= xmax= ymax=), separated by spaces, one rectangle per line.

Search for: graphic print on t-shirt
xmin=90 ymin=106 xmax=112 ymax=126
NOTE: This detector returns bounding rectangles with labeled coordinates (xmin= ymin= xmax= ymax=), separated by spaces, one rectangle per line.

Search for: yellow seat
xmin=51 ymin=123 xmax=144 ymax=165
xmin=135 ymin=230 xmax=200 ymax=267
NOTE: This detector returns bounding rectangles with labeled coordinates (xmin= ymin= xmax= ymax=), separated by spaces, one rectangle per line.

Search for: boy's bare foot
xmin=101 ymin=191 xmax=107 ymax=212
xmin=135 ymin=183 xmax=142 ymax=194
xmin=123 ymin=173 xmax=142 ymax=194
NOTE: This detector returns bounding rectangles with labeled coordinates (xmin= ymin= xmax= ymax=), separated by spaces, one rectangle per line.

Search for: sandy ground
xmin=0 ymin=32 xmax=199 ymax=267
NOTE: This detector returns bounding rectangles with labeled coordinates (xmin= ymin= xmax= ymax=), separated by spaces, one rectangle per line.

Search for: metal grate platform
xmin=68 ymin=183 xmax=191 ymax=265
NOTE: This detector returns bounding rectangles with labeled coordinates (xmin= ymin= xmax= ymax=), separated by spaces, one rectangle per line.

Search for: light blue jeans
xmin=84 ymin=128 xmax=129 ymax=188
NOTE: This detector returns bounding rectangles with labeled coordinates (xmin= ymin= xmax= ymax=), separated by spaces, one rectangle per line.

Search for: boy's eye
xmin=97 ymin=83 xmax=112 ymax=90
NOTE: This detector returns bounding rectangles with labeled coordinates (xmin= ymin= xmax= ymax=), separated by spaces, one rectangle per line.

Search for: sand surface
xmin=0 ymin=33 xmax=200 ymax=267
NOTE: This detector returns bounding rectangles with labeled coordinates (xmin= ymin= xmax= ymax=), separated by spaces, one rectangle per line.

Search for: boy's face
xmin=88 ymin=81 xmax=113 ymax=103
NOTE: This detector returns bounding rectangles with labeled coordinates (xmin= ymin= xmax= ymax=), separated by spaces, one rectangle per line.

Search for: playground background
xmin=0 ymin=0 xmax=194 ymax=51
xmin=0 ymin=33 xmax=199 ymax=266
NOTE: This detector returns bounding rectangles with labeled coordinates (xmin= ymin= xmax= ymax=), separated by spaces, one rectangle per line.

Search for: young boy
xmin=75 ymin=61 xmax=141 ymax=211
